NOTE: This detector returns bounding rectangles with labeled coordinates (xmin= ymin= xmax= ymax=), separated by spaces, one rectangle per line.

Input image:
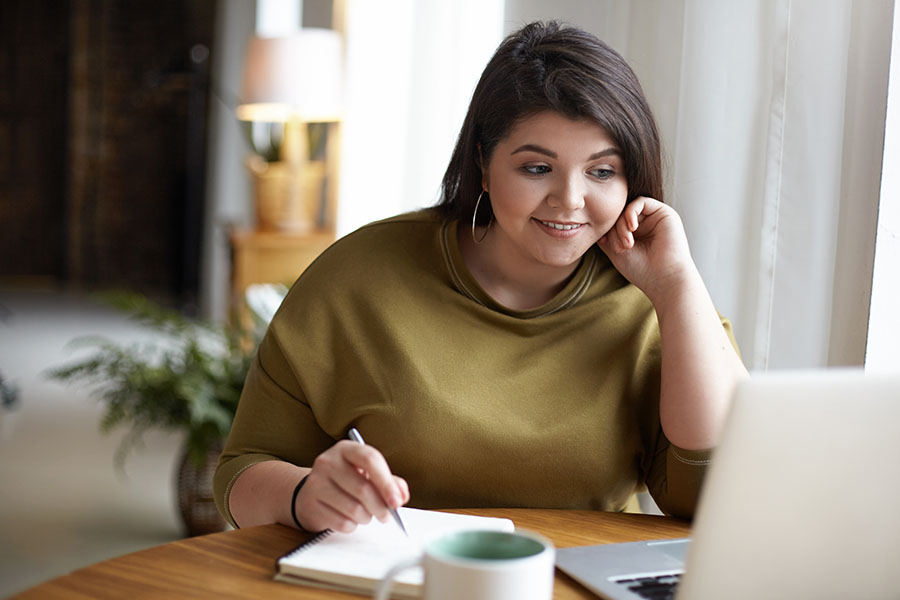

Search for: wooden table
xmin=14 ymin=509 xmax=690 ymax=599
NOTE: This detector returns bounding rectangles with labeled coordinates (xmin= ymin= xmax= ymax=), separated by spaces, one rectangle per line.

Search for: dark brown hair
xmin=436 ymin=21 xmax=663 ymax=226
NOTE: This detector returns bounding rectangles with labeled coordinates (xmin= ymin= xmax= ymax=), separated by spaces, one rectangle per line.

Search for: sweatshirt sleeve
xmin=645 ymin=435 xmax=713 ymax=519
xmin=213 ymin=330 xmax=335 ymax=528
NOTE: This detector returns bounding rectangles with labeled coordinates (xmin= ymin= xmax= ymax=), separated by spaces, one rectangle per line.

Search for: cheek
xmin=588 ymin=188 xmax=628 ymax=224
xmin=489 ymin=180 xmax=539 ymax=217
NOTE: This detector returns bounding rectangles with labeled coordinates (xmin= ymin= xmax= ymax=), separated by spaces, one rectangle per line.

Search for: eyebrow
xmin=510 ymin=144 xmax=620 ymax=161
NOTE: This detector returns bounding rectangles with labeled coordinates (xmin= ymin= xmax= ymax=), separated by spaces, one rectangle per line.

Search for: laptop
xmin=556 ymin=369 xmax=900 ymax=600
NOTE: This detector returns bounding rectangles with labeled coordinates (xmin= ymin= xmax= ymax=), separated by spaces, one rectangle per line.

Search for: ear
xmin=477 ymin=144 xmax=488 ymax=190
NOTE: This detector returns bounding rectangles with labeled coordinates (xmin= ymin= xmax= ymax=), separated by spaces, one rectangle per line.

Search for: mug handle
xmin=373 ymin=556 xmax=422 ymax=600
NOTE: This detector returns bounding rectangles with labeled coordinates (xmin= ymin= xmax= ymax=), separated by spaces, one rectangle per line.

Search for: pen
xmin=347 ymin=427 xmax=408 ymax=536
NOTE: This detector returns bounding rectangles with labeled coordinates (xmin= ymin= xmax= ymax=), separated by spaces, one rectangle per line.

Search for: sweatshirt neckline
xmin=439 ymin=219 xmax=598 ymax=319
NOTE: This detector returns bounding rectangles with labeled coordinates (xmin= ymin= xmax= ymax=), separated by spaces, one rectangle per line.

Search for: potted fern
xmin=1 ymin=369 xmax=20 ymax=413
xmin=44 ymin=291 xmax=275 ymax=536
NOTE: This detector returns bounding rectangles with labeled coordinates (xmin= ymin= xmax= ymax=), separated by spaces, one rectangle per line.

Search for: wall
xmin=201 ymin=0 xmax=256 ymax=320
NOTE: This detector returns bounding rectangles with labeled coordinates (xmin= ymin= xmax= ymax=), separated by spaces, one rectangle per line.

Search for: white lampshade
xmin=237 ymin=29 xmax=344 ymax=123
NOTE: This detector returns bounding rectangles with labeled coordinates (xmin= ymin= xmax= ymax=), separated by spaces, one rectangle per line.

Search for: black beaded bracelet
xmin=290 ymin=475 xmax=309 ymax=530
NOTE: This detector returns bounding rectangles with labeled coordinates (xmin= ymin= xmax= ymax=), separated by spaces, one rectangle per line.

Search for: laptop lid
xmin=678 ymin=369 xmax=900 ymax=599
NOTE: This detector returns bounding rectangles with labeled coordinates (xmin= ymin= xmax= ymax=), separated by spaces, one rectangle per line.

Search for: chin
xmin=534 ymin=248 xmax=590 ymax=269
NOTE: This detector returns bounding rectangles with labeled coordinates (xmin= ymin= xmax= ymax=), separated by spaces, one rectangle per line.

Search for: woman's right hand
xmin=293 ymin=440 xmax=410 ymax=533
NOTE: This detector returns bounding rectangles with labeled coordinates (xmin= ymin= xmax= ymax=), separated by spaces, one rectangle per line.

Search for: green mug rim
xmin=427 ymin=530 xmax=549 ymax=562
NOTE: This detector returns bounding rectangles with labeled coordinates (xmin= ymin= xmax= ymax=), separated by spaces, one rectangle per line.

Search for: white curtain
xmin=505 ymin=0 xmax=895 ymax=370
xmin=336 ymin=0 xmax=505 ymax=236
xmin=866 ymin=4 xmax=900 ymax=373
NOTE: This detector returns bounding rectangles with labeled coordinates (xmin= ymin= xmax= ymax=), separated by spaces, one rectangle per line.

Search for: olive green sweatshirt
xmin=214 ymin=209 xmax=739 ymax=526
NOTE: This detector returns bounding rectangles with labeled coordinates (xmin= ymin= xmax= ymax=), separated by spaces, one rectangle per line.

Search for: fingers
xmin=340 ymin=441 xmax=406 ymax=509
xmin=393 ymin=475 xmax=410 ymax=505
xmin=615 ymin=210 xmax=634 ymax=250
xmin=605 ymin=197 xmax=642 ymax=252
xmin=606 ymin=196 xmax=666 ymax=253
xmin=294 ymin=441 xmax=407 ymax=533
xmin=326 ymin=448 xmax=392 ymax=519
xmin=297 ymin=478 xmax=368 ymax=533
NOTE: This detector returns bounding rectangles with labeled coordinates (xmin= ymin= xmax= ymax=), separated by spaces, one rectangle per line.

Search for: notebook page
xmin=278 ymin=507 xmax=515 ymax=586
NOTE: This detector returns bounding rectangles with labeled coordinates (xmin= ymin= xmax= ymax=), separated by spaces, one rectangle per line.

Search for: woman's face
xmin=482 ymin=111 xmax=629 ymax=272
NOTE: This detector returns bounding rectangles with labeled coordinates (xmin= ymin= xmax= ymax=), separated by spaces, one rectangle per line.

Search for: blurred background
xmin=1 ymin=0 xmax=897 ymax=596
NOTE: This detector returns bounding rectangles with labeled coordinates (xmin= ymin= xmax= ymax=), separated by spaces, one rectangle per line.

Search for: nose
xmin=547 ymin=172 xmax=585 ymax=210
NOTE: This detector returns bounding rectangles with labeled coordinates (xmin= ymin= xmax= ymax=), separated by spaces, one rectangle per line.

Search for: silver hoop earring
xmin=471 ymin=190 xmax=493 ymax=244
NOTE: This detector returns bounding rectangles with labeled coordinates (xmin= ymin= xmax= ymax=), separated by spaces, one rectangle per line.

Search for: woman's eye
xmin=522 ymin=165 xmax=551 ymax=175
xmin=589 ymin=168 xmax=614 ymax=180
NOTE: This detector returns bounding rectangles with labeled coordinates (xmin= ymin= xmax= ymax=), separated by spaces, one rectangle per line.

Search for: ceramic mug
xmin=373 ymin=529 xmax=555 ymax=600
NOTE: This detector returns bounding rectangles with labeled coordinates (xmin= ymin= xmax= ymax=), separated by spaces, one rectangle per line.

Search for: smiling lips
xmin=535 ymin=218 xmax=585 ymax=235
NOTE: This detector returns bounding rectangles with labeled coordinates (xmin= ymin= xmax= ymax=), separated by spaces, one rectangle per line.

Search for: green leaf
xmin=42 ymin=291 xmax=265 ymax=468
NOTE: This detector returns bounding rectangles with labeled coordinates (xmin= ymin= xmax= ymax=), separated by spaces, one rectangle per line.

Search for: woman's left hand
xmin=596 ymin=196 xmax=696 ymax=302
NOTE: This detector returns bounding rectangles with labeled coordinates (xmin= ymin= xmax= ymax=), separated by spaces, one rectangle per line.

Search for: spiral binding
xmin=277 ymin=528 xmax=334 ymax=566
xmin=300 ymin=528 xmax=333 ymax=549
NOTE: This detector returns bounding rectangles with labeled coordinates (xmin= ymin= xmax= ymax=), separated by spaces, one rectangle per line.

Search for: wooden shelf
xmin=229 ymin=227 xmax=335 ymax=328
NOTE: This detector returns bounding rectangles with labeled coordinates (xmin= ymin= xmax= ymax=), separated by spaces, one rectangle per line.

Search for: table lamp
xmin=237 ymin=29 xmax=343 ymax=233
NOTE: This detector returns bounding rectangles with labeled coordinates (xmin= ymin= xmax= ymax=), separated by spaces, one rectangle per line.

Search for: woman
xmin=214 ymin=21 xmax=747 ymax=533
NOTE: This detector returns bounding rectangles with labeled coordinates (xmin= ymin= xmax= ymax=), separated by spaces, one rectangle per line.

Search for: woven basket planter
xmin=177 ymin=440 xmax=226 ymax=537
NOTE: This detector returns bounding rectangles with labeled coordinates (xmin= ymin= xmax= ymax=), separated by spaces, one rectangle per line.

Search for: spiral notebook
xmin=275 ymin=507 xmax=515 ymax=598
